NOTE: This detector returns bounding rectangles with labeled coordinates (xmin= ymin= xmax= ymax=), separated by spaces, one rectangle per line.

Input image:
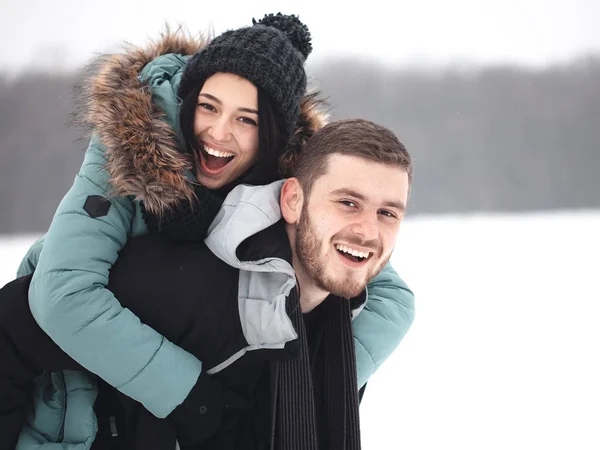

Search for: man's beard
xmin=295 ymin=204 xmax=389 ymax=300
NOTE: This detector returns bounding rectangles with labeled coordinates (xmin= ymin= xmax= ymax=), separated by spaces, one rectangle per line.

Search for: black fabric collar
xmin=235 ymin=219 xmax=292 ymax=265
xmin=347 ymin=289 xmax=368 ymax=314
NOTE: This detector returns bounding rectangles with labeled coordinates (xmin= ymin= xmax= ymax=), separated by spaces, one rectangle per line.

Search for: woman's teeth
xmin=204 ymin=145 xmax=234 ymax=158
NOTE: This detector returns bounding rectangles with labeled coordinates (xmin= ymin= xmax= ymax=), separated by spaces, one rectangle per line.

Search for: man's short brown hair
xmin=293 ymin=118 xmax=412 ymax=196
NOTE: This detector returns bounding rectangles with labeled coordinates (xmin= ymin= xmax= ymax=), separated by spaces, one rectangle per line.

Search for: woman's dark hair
xmin=179 ymin=78 xmax=288 ymax=188
xmin=179 ymin=80 xmax=206 ymax=155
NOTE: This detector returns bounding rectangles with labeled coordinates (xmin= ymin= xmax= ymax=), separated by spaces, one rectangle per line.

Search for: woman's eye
xmin=239 ymin=116 xmax=258 ymax=126
xmin=198 ymin=103 xmax=216 ymax=112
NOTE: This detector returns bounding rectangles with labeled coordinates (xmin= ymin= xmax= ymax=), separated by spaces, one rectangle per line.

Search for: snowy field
xmin=1 ymin=210 xmax=599 ymax=449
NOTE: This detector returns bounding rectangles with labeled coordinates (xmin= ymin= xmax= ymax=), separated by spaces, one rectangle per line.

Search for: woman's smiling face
xmin=192 ymin=72 xmax=260 ymax=189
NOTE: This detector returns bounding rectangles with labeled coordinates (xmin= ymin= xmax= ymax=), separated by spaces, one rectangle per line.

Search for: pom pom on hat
xmin=253 ymin=13 xmax=312 ymax=60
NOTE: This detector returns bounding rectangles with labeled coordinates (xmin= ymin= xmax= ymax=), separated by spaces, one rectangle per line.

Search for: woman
xmin=10 ymin=13 xmax=415 ymax=449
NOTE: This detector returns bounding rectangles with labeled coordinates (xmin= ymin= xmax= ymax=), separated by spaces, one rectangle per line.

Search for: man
xmin=0 ymin=118 xmax=412 ymax=449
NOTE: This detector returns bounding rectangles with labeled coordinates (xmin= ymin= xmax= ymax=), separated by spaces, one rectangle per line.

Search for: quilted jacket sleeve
xmin=354 ymin=261 xmax=415 ymax=388
xmin=16 ymin=235 xmax=45 ymax=278
xmin=26 ymin=136 xmax=202 ymax=418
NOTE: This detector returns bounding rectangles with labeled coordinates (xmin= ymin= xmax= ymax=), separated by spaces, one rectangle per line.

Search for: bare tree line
xmin=1 ymin=56 xmax=598 ymax=233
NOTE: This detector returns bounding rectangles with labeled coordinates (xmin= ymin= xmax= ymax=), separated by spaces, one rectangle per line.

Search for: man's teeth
xmin=335 ymin=244 xmax=371 ymax=259
xmin=204 ymin=145 xmax=234 ymax=158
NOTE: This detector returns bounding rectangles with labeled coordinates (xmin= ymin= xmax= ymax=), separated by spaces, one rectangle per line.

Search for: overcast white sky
xmin=1 ymin=0 xmax=599 ymax=74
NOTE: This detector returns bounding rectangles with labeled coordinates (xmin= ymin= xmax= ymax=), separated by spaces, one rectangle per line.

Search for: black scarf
xmin=272 ymin=292 xmax=362 ymax=450
xmin=141 ymin=183 xmax=226 ymax=242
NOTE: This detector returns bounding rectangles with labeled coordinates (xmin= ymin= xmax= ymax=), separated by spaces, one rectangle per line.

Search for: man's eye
xmin=340 ymin=200 xmax=357 ymax=208
xmin=379 ymin=210 xmax=397 ymax=219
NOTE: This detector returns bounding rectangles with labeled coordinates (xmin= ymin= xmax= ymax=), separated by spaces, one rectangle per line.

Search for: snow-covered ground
xmin=2 ymin=210 xmax=599 ymax=449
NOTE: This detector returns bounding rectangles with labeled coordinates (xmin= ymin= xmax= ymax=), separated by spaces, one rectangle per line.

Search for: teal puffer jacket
xmin=15 ymin=31 xmax=415 ymax=449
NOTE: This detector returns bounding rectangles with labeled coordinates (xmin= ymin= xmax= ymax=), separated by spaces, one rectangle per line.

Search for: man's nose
xmin=350 ymin=212 xmax=379 ymax=241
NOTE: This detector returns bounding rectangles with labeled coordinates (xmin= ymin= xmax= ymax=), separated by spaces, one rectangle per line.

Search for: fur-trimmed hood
xmin=73 ymin=28 xmax=328 ymax=215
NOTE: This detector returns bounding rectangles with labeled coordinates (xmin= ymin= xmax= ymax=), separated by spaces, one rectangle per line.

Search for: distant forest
xmin=1 ymin=55 xmax=599 ymax=234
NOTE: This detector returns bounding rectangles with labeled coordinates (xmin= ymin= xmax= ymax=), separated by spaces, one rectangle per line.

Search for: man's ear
xmin=280 ymin=178 xmax=303 ymax=225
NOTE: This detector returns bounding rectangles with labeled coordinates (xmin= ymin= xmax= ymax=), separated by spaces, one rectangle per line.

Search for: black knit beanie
xmin=178 ymin=13 xmax=312 ymax=137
